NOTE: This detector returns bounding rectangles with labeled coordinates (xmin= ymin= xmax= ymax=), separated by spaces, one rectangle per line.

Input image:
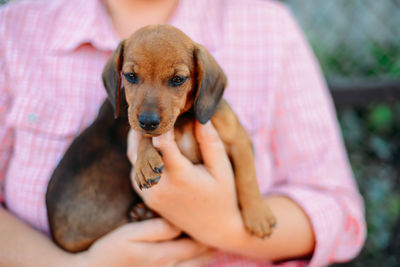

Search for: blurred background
xmin=285 ymin=1 xmax=400 ymax=266
xmin=1 ymin=0 xmax=399 ymax=266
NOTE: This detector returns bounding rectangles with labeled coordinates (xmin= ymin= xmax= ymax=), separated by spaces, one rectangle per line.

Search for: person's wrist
xmin=217 ymin=218 xmax=269 ymax=260
xmin=212 ymin=214 xmax=249 ymax=253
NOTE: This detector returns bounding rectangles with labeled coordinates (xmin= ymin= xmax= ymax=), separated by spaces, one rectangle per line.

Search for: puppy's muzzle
xmin=138 ymin=112 xmax=161 ymax=131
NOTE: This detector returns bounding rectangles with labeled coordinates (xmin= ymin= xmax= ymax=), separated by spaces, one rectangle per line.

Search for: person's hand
xmin=75 ymin=218 xmax=212 ymax=267
xmin=127 ymin=121 xmax=247 ymax=251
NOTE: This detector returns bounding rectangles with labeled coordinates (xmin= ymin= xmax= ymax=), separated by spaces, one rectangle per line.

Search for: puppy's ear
xmin=102 ymin=41 xmax=125 ymax=118
xmin=193 ymin=44 xmax=227 ymax=124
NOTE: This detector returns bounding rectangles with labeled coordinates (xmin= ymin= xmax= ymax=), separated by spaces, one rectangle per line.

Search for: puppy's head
xmin=102 ymin=24 xmax=227 ymax=136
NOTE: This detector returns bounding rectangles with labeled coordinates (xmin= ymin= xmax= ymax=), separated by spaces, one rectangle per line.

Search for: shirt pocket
xmin=6 ymin=94 xmax=83 ymax=138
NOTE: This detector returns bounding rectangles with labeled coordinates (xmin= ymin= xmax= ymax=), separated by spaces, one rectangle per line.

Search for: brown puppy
xmin=106 ymin=25 xmax=277 ymax=238
xmin=46 ymin=24 xmax=276 ymax=253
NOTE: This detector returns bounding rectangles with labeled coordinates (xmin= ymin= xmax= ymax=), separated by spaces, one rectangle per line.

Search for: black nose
xmin=138 ymin=113 xmax=161 ymax=131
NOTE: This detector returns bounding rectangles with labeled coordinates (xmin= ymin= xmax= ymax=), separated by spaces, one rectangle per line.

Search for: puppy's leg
xmin=230 ymin=129 xmax=276 ymax=238
xmin=212 ymin=100 xmax=276 ymax=238
xmin=134 ymin=137 xmax=164 ymax=189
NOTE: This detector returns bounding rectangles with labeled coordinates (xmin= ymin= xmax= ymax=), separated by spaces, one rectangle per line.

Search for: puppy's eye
xmin=124 ymin=72 xmax=139 ymax=84
xmin=169 ymin=76 xmax=187 ymax=87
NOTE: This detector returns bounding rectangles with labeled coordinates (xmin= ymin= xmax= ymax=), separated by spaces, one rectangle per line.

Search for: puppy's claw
xmin=151 ymin=176 xmax=161 ymax=184
xmin=154 ymin=165 xmax=164 ymax=174
xmin=135 ymin=145 xmax=164 ymax=190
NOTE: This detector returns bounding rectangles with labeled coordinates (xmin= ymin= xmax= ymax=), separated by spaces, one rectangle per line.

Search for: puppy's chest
xmin=174 ymin=116 xmax=202 ymax=164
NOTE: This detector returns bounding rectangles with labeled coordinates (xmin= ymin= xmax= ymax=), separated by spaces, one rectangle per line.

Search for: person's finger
xmin=149 ymin=238 xmax=210 ymax=265
xmin=114 ymin=218 xmax=182 ymax=242
xmin=152 ymin=130 xmax=191 ymax=172
xmin=176 ymin=251 xmax=215 ymax=267
xmin=127 ymin=129 xmax=141 ymax=164
xmin=195 ymin=121 xmax=232 ymax=180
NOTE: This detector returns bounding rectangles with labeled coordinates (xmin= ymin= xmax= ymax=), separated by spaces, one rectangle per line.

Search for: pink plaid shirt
xmin=0 ymin=0 xmax=366 ymax=266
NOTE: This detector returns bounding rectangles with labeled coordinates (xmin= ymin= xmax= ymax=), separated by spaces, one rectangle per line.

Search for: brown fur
xmin=46 ymin=25 xmax=276 ymax=253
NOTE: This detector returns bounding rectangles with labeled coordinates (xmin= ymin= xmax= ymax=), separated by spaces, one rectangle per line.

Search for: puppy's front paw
xmin=134 ymin=147 xmax=164 ymax=190
xmin=242 ymin=200 xmax=276 ymax=238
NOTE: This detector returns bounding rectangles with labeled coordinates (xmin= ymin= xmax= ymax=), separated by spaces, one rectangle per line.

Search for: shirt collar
xmin=49 ymin=0 xmax=119 ymax=52
xmin=49 ymin=0 xmax=223 ymax=53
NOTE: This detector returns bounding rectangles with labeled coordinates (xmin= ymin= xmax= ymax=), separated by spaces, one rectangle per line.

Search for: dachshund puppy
xmin=46 ymin=24 xmax=276 ymax=252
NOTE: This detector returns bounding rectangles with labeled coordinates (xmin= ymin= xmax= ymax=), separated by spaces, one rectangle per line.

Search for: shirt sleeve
xmin=269 ymin=8 xmax=366 ymax=266
xmin=0 ymin=10 xmax=14 ymax=205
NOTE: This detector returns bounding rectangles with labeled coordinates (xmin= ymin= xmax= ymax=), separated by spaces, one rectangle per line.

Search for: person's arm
xmin=0 ymin=207 xmax=76 ymax=267
xmin=0 ymin=16 xmax=12 ymax=207
xmin=127 ymin=7 xmax=366 ymax=265
xmin=128 ymin=123 xmax=315 ymax=262
xmin=0 ymin=16 xmax=72 ymax=266
xmin=0 ymin=15 xmax=70 ymax=265
xmin=0 ymin=208 xmax=211 ymax=267
xmin=268 ymin=7 xmax=366 ymax=266
xmin=0 ymin=8 xmax=210 ymax=267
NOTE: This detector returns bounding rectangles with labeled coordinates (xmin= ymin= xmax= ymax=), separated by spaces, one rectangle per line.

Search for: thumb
xmin=116 ymin=218 xmax=182 ymax=242
xmin=195 ymin=121 xmax=232 ymax=180
xmin=126 ymin=129 xmax=141 ymax=164
xmin=152 ymin=130 xmax=191 ymax=171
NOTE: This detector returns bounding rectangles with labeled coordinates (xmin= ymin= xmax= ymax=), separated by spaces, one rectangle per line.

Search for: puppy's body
xmin=46 ymin=100 xmax=138 ymax=252
xmin=47 ymin=25 xmax=276 ymax=252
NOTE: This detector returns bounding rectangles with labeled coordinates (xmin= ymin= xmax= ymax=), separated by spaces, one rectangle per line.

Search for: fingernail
xmin=155 ymin=165 xmax=164 ymax=173
xmin=151 ymin=176 xmax=160 ymax=183
xmin=154 ymin=167 xmax=162 ymax=173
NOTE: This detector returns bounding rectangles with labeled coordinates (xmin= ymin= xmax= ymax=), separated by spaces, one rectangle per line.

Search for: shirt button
xmin=28 ymin=113 xmax=38 ymax=123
